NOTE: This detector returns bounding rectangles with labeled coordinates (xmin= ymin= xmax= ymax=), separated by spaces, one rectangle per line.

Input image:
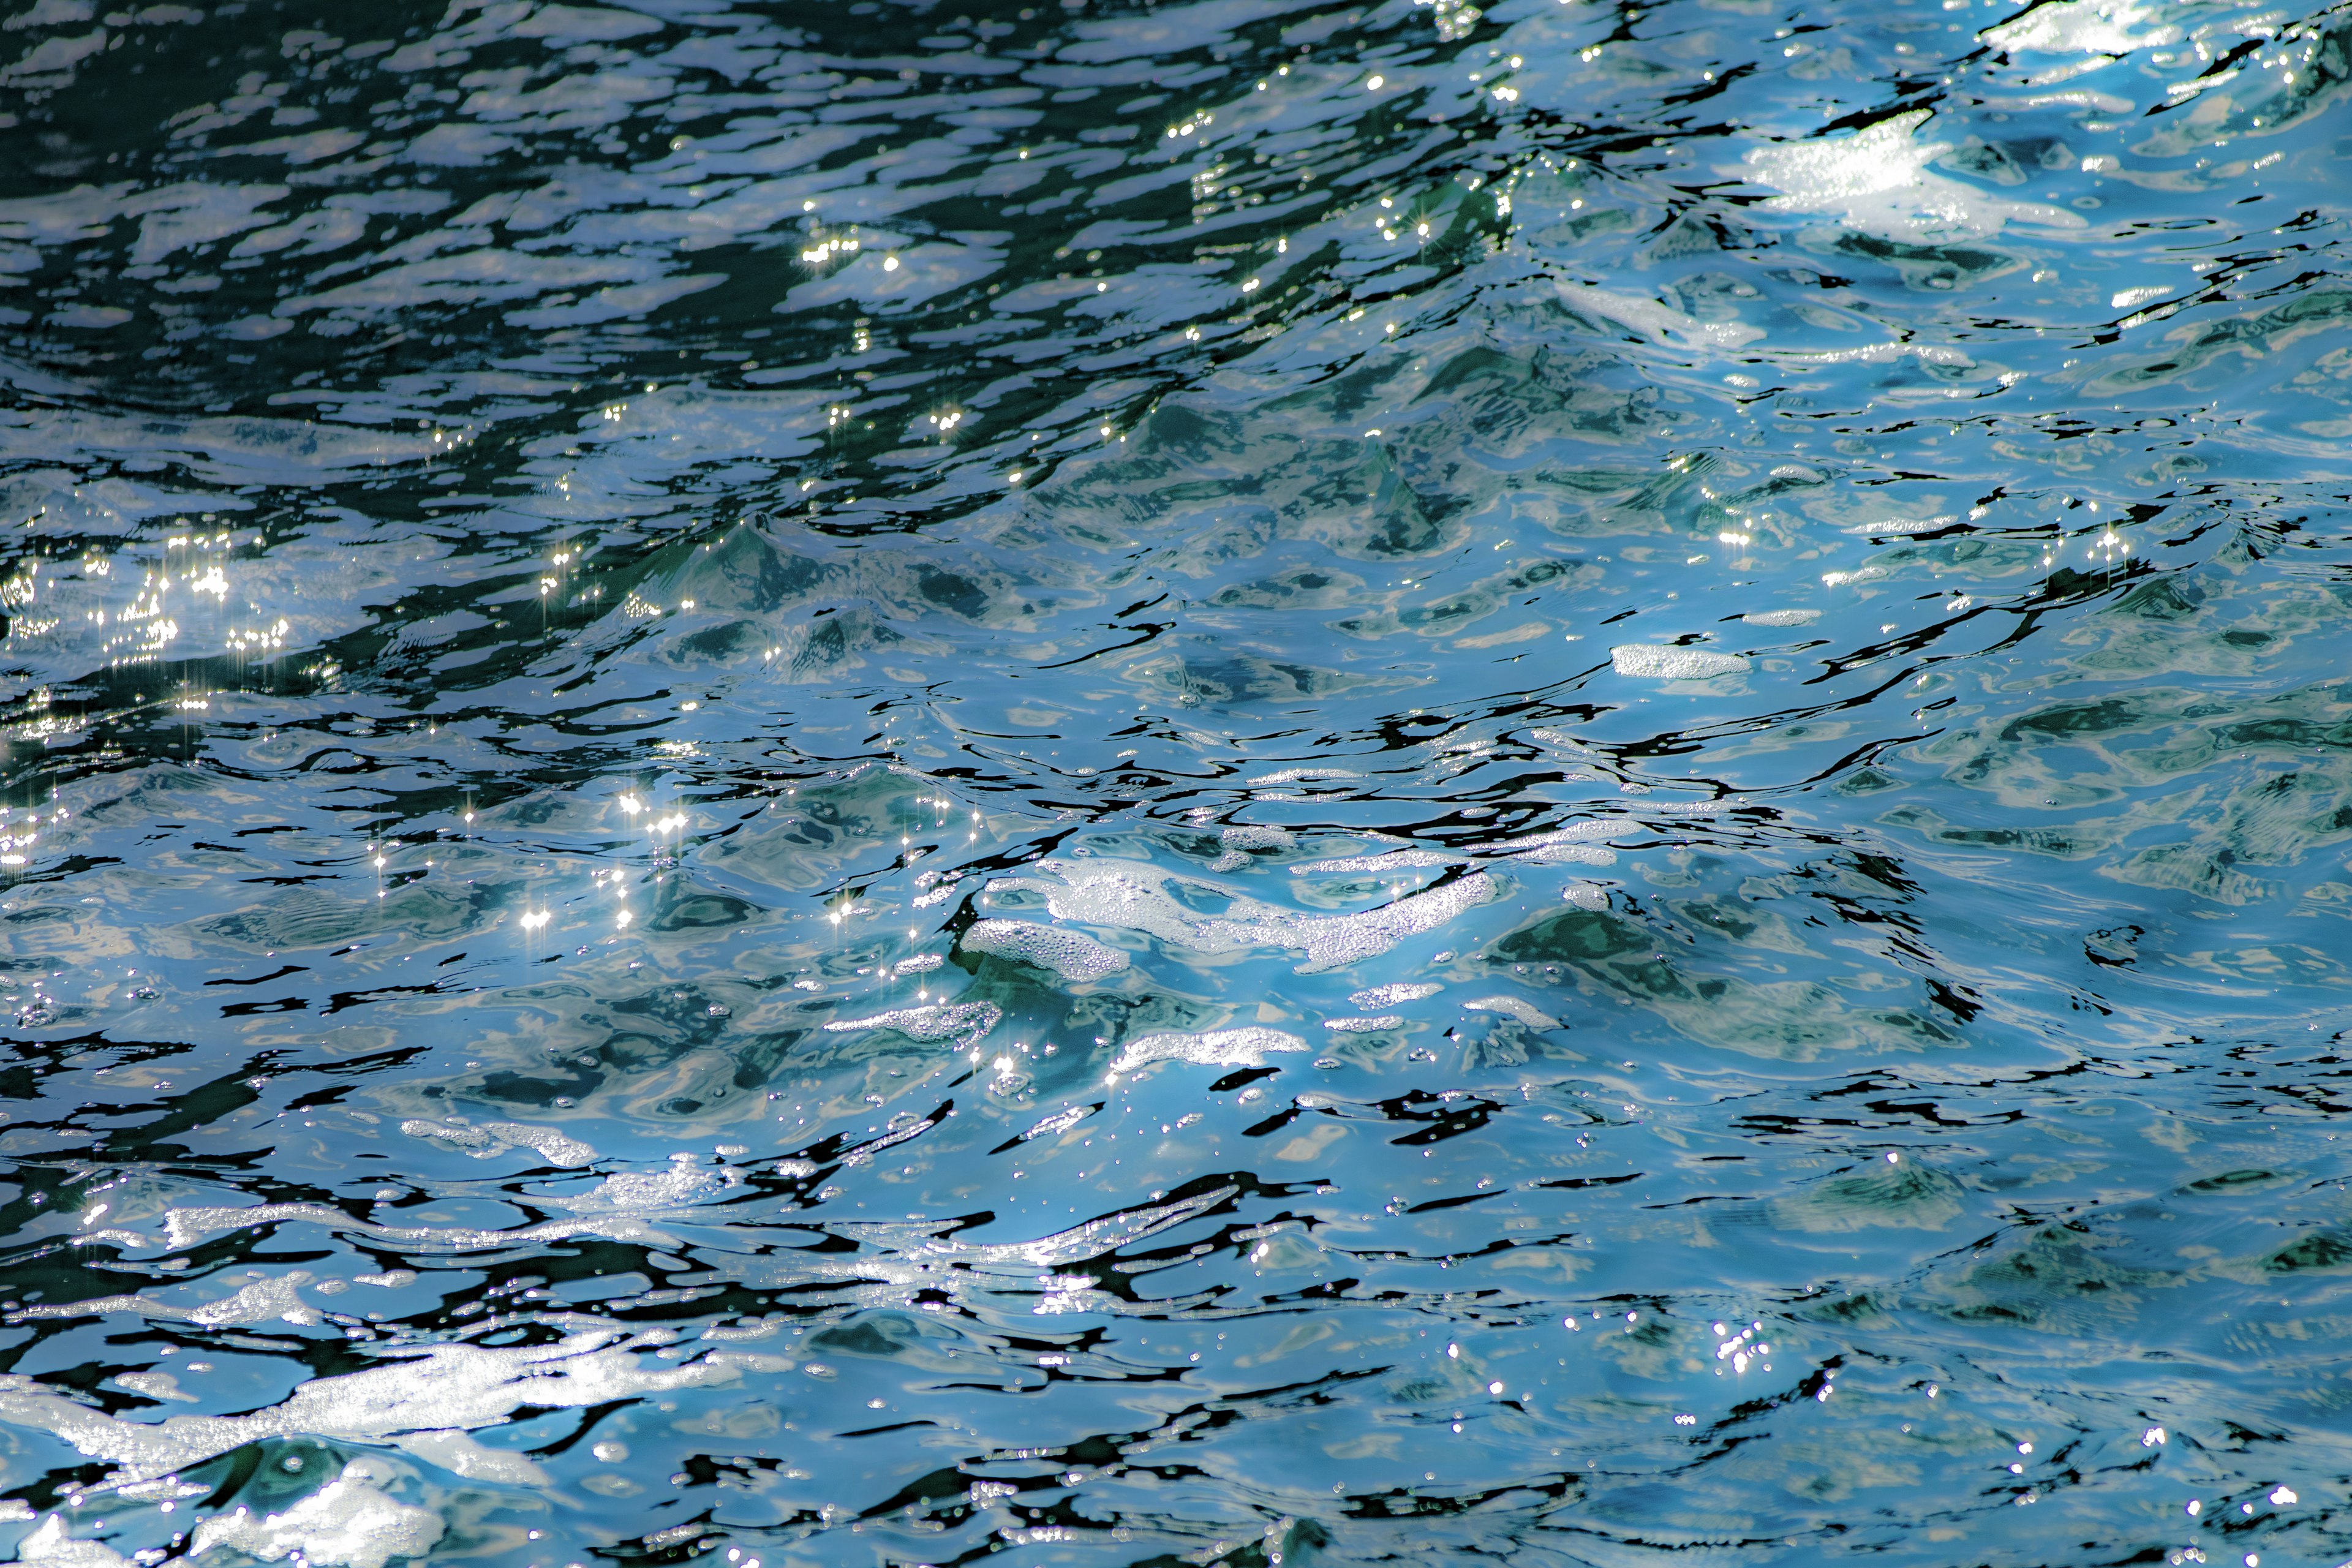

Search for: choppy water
xmin=0 ymin=0 xmax=2349 ymax=1563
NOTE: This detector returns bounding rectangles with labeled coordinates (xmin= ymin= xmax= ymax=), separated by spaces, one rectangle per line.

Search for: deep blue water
xmin=0 ymin=0 xmax=2350 ymax=1564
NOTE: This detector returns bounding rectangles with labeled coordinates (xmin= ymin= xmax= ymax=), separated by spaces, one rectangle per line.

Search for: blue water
xmin=1 ymin=0 xmax=2349 ymax=1563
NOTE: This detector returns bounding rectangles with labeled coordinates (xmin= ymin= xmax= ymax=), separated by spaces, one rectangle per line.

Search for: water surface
xmin=1 ymin=0 xmax=2350 ymax=1564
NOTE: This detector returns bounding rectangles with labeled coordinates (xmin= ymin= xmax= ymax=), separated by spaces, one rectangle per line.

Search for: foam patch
xmin=190 ymin=1460 xmax=442 ymax=1568
xmin=1107 ymin=1027 xmax=1308 ymax=1079
xmin=1744 ymin=110 xmax=2085 ymax=241
xmin=0 ymin=1329 xmax=739 ymax=1485
xmin=960 ymin=919 xmax=1130 ymax=980
xmin=1611 ymin=645 xmax=1750 ymax=679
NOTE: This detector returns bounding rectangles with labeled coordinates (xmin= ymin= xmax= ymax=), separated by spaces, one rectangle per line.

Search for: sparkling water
xmin=0 ymin=0 xmax=2346 ymax=1564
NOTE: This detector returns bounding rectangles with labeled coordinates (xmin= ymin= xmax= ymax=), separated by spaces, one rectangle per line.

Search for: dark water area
xmin=0 ymin=0 xmax=2349 ymax=1562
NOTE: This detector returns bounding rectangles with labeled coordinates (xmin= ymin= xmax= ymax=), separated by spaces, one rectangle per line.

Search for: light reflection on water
xmin=0 ymin=0 xmax=2350 ymax=1563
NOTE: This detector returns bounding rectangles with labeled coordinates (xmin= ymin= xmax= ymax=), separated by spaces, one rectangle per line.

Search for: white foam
xmin=1610 ymin=645 xmax=1749 ymax=679
xmin=1981 ymin=0 xmax=2177 ymax=57
xmin=1463 ymin=996 xmax=1560 ymax=1028
xmin=186 ymin=1273 xmax=321 ymax=1328
xmin=1107 ymin=1027 xmax=1306 ymax=1079
xmin=1742 ymin=609 xmax=1821 ymax=627
xmin=107 ymin=1373 xmax=195 ymax=1404
xmin=13 ymin=1515 xmax=129 ymax=1568
xmin=1243 ymin=771 xmax=1357 ymax=788
xmin=544 ymin=1161 xmax=739 ymax=1215
xmin=159 ymin=1202 xmax=671 ymax=1255
xmin=1487 ymin=824 xmax=1621 ymax=865
xmin=1289 ymin=849 xmax=1459 ymax=876
xmin=960 ymin=919 xmax=1129 ymax=981
xmin=1784 ymin=341 xmax=1973 ymax=368
xmin=190 ymin=1460 xmax=443 ymax=1568
xmin=0 ymin=1329 xmax=740 ymax=1485
xmin=1322 ymin=1016 xmax=1403 ymax=1032
xmin=1991 ymin=88 xmax=2133 ymax=111
xmin=11 ymin=1273 xmax=317 ymax=1328
xmin=1211 ymin=823 xmax=1295 ymax=872
xmin=822 ymin=1001 xmax=1001 ymax=1049
xmin=987 ymin=858 xmax=1494 ymax=974
xmin=352 ymin=1272 xmax=415 ymax=1289
xmin=1284 ymin=873 xmax=1496 ymax=971
xmin=486 ymin=1124 xmax=595 ymax=1169
xmin=1744 ymin=110 xmax=2086 ymax=241
xmin=1349 ymin=982 xmax=1442 ymax=1008
xmin=391 ymin=1428 xmax=548 ymax=1487
xmin=1556 ymin=281 xmax=1765 ymax=350
xmin=840 ymin=1185 xmax=1240 ymax=1272
xmin=1850 ymin=516 xmax=1958 ymax=536
xmin=1008 ymin=1104 xmax=1095 ymax=1144
xmin=9 ymin=1294 xmax=164 ymax=1324
xmin=399 ymin=1118 xmax=495 ymax=1153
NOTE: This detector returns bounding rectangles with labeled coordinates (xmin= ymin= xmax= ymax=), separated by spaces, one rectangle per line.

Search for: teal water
xmin=0 ymin=0 xmax=2349 ymax=1563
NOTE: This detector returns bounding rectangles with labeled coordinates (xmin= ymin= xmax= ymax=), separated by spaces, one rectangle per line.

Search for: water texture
xmin=0 ymin=0 xmax=2347 ymax=1562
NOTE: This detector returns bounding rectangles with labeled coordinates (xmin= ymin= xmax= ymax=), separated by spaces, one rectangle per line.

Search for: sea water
xmin=0 ymin=0 xmax=2348 ymax=1563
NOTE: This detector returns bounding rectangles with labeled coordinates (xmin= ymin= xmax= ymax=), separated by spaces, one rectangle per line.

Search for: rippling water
xmin=1 ymin=0 xmax=2349 ymax=1562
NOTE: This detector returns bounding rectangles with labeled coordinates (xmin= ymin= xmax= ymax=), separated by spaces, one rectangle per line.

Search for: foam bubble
xmin=1211 ymin=823 xmax=1296 ymax=871
xmin=398 ymin=1118 xmax=495 ymax=1152
xmin=1349 ymin=982 xmax=1442 ymax=1008
xmin=1463 ymin=996 xmax=1560 ymax=1028
xmin=1610 ymin=645 xmax=1749 ymax=679
xmin=399 ymin=1118 xmax=595 ymax=1168
xmin=187 ymin=1272 xmax=322 ymax=1327
xmin=1107 ymin=1027 xmax=1306 ymax=1079
xmin=107 ymin=1373 xmax=195 ymax=1404
xmin=160 ymin=1202 xmax=674 ymax=1256
xmin=1243 ymin=771 xmax=1357 ymax=788
xmin=986 ymin=859 xmax=1496 ymax=973
xmin=1981 ymin=0 xmax=2178 ymax=58
xmin=480 ymin=1122 xmax=596 ymax=1167
xmin=1007 ymin=1104 xmax=1095 ymax=1144
xmin=0 ymin=1329 xmax=741 ymax=1485
xmin=11 ymin=1273 xmax=319 ymax=1329
xmin=1783 ymin=342 xmax=1972 ymax=368
xmin=190 ymin=1460 xmax=443 ymax=1568
xmin=1488 ymin=824 xmax=1621 ymax=865
xmin=822 ymin=1001 xmax=1001 ymax=1049
xmin=1744 ymin=110 xmax=2085 ymax=241
xmin=1851 ymin=516 xmax=1958 ymax=536
xmin=1284 ymin=873 xmax=1495 ymax=970
xmin=1323 ymin=1016 xmax=1403 ymax=1032
xmin=834 ymin=1184 xmax=1240 ymax=1269
xmin=13 ymin=1515 xmax=129 ymax=1568
xmin=1742 ymin=608 xmax=1822 ymax=627
xmin=960 ymin=919 xmax=1129 ymax=981
xmin=544 ymin=1161 xmax=740 ymax=1215
xmin=391 ymin=1428 xmax=548 ymax=1487
xmin=1289 ymin=849 xmax=1458 ymax=875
